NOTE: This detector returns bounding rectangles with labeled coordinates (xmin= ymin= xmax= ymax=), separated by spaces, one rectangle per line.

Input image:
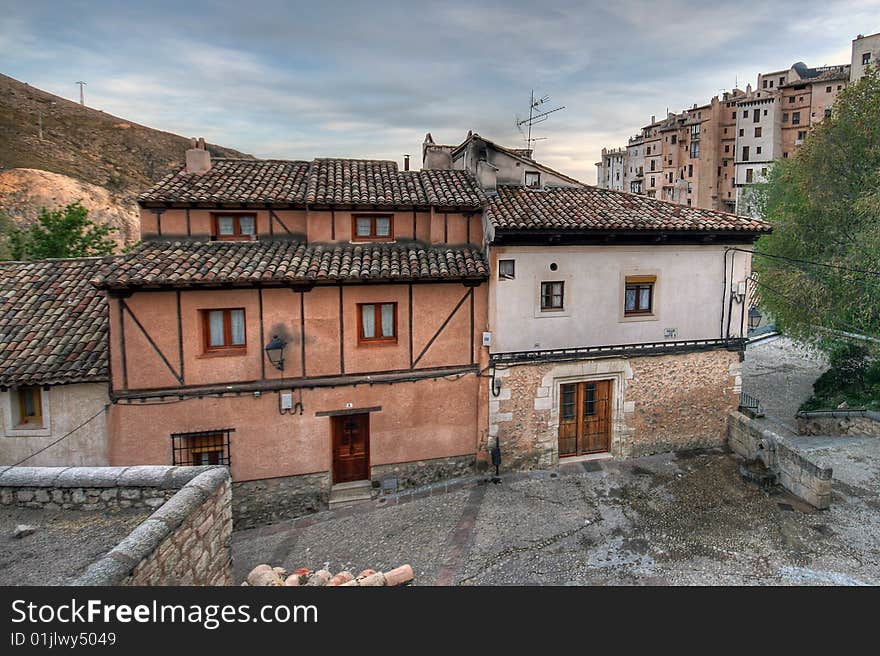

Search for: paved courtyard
xmin=233 ymin=447 xmax=880 ymax=585
xmin=233 ymin=337 xmax=878 ymax=586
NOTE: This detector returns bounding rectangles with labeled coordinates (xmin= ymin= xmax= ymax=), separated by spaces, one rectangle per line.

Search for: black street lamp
xmin=748 ymin=307 xmax=762 ymax=332
xmin=264 ymin=335 xmax=287 ymax=372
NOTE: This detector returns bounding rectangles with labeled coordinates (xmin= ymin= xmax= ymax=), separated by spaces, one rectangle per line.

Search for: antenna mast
xmin=76 ymin=81 xmax=87 ymax=106
xmin=516 ymin=90 xmax=565 ymax=154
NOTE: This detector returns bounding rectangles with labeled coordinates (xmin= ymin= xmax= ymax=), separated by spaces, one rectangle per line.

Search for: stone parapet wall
xmin=488 ymin=348 xmax=741 ymax=469
xmin=0 ymin=465 xmax=233 ymax=586
xmin=728 ymin=410 xmax=833 ymax=509
xmin=233 ymin=472 xmax=330 ymax=530
xmin=796 ymin=410 xmax=880 ymax=437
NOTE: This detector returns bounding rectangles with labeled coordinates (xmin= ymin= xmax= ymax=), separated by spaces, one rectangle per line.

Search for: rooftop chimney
xmin=404 ymin=154 xmax=410 ymax=171
xmin=186 ymin=137 xmax=212 ymax=174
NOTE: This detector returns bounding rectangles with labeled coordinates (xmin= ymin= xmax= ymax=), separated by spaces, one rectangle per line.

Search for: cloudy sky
xmin=2 ymin=0 xmax=878 ymax=183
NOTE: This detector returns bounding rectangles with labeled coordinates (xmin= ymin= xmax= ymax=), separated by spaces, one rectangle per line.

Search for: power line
xmin=10 ymin=404 xmax=106 ymax=467
xmin=728 ymin=247 xmax=880 ymax=278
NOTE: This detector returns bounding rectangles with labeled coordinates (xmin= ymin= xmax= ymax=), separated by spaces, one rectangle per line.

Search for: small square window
xmin=352 ymin=215 xmax=394 ymax=241
xmin=498 ymin=259 xmax=516 ymax=280
xmin=754 ymin=127 xmax=762 ymax=138
xmin=358 ymin=303 xmax=397 ymax=343
xmin=756 ymin=146 xmax=762 ymax=155
xmin=213 ymin=214 xmax=256 ymax=241
xmin=863 ymin=53 xmax=871 ymax=66
xmin=624 ymin=276 xmax=655 ymax=315
xmin=540 ymin=281 xmax=564 ymax=311
xmin=171 ymin=429 xmax=231 ymax=466
xmin=525 ymin=171 xmax=541 ymax=188
xmin=13 ymin=386 xmax=44 ymax=428
xmin=202 ymin=308 xmax=246 ymax=354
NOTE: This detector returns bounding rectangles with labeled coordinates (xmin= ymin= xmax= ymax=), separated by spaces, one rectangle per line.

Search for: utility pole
xmin=76 ymin=81 xmax=86 ymax=106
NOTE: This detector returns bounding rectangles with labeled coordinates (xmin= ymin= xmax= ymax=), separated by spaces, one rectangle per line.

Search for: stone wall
xmin=488 ymin=348 xmax=741 ymax=469
xmin=727 ymin=410 xmax=833 ymax=509
xmin=796 ymin=410 xmax=880 ymax=437
xmin=0 ymin=465 xmax=233 ymax=585
xmin=232 ymin=454 xmax=476 ymax=529
xmin=371 ymin=454 xmax=475 ymax=490
xmin=232 ymin=472 xmax=330 ymax=530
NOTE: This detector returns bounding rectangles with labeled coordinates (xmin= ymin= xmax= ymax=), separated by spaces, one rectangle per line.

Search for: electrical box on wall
xmin=280 ymin=392 xmax=293 ymax=410
xmin=482 ymin=332 xmax=492 ymax=347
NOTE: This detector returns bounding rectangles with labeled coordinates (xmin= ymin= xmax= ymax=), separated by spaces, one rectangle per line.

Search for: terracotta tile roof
xmin=486 ymin=185 xmax=771 ymax=233
xmin=0 ymin=258 xmax=108 ymax=386
xmin=139 ymin=158 xmax=485 ymax=209
xmin=139 ymin=159 xmax=310 ymax=204
xmin=93 ymin=240 xmax=489 ymax=290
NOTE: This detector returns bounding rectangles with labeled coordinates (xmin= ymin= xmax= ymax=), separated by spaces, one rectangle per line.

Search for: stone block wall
xmin=727 ymin=410 xmax=833 ymax=509
xmin=488 ymin=348 xmax=741 ymax=469
xmin=0 ymin=465 xmax=233 ymax=585
xmin=232 ymin=472 xmax=330 ymax=530
xmin=796 ymin=410 xmax=880 ymax=437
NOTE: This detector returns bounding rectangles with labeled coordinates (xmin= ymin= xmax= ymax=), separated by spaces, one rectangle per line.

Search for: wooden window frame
xmin=211 ymin=213 xmax=257 ymax=241
xmin=540 ymin=281 xmax=564 ymax=312
xmin=16 ymin=386 xmax=43 ymax=427
xmin=624 ymin=276 xmax=655 ymax=316
xmin=201 ymin=308 xmax=247 ymax=355
xmin=357 ymin=302 xmax=398 ymax=345
xmin=351 ymin=214 xmax=394 ymax=242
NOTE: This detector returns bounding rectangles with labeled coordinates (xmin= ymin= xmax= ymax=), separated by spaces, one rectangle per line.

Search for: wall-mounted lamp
xmin=264 ymin=335 xmax=287 ymax=372
xmin=491 ymin=368 xmax=502 ymax=397
xmin=748 ymin=307 xmax=763 ymax=332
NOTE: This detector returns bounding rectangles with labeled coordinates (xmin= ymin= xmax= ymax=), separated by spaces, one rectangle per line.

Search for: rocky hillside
xmin=0 ymin=73 xmax=250 ymax=248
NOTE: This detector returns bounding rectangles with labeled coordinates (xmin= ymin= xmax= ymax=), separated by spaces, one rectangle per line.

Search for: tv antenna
xmin=76 ymin=81 xmax=86 ymax=106
xmin=516 ymin=90 xmax=565 ymax=153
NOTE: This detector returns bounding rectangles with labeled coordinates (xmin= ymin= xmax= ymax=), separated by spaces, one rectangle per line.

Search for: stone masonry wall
xmin=371 ymin=454 xmax=475 ymax=490
xmin=728 ymin=410 xmax=833 ymax=509
xmin=488 ymin=348 xmax=741 ymax=469
xmin=0 ymin=465 xmax=233 ymax=586
xmin=796 ymin=410 xmax=880 ymax=437
xmin=233 ymin=472 xmax=330 ymax=530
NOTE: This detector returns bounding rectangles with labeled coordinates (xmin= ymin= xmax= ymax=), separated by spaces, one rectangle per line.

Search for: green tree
xmin=752 ymin=68 xmax=880 ymax=344
xmin=4 ymin=201 xmax=116 ymax=260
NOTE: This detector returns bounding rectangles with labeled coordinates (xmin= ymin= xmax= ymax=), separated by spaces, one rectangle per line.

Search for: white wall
xmin=489 ymin=244 xmax=751 ymax=353
xmin=851 ymin=34 xmax=880 ymax=82
xmin=0 ymin=383 xmax=109 ymax=466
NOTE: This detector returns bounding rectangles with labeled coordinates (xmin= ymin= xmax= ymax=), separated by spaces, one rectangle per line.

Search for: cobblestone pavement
xmin=232 ymin=340 xmax=876 ymax=586
xmin=742 ymin=336 xmax=828 ymax=428
xmin=232 ymin=448 xmax=880 ymax=585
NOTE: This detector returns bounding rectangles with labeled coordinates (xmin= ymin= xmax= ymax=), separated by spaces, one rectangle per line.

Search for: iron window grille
xmin=171 ymin=428 xmax=233 ymax=467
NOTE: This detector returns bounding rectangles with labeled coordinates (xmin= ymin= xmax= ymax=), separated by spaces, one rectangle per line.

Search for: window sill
xmin=619 ymin=313 xmax=659 ymax=323
xmin=350 ymin=238 xmax=395 ymax=244
xmin=198 ymin=349 xmax=248 ymax=359
xmin=357 ymin=339 xmax=399 ymax=347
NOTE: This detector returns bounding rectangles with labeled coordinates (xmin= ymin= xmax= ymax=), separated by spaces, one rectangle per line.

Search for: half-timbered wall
xmin=108 ymin=282 xmax=485 ymax=393
xmin=140 ymin=208 xmax=483 ymax=246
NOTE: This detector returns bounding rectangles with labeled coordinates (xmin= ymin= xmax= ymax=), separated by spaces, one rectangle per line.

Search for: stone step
xmin=329 ymin=480 xmax=373 ymax=508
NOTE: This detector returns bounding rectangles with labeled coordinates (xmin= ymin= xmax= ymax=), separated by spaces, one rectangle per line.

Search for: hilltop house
xmin=0 ymin=258 xmax=109 ymax=466
xmin=93 ymin=141 xmax=490 ymax=526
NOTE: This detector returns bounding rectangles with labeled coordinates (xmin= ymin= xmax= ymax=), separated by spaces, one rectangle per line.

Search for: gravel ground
xmin=0 ymin=507 xmax=150 ymax=585
xmin=742 ymin=336 xmax=828 ymax=427
xmin=233 ymin=449 xmax=880 ymax=585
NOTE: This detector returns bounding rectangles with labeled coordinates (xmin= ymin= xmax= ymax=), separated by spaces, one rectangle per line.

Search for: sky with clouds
xmin=2 ymin=0 xmax=878 ymax=183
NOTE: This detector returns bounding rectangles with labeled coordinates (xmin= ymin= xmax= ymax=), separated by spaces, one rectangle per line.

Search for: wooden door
xmin=332 ymin=414 xmax=370 ymax=483
xmin=557 ymin=380 xmax=612 ymax=457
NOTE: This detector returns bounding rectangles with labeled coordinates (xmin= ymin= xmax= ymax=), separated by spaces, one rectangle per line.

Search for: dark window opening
xmin=202 ymin=308 xmax=246 ymax=354
xmin=498 ymin=259 xmax=515 ymax=280
xmin=171 ymin=429 xmax=232 ymax=466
